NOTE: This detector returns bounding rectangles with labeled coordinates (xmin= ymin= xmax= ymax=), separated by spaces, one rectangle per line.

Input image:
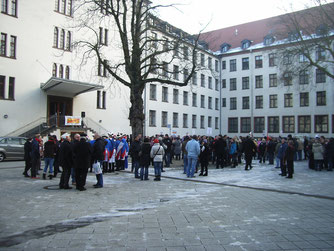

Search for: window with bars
xmin=300 ymin=92 xmax=309 ymax=107
xmin=298 ymin=116 xmax=311 ymax=133
xmin=242 ymin=77 xmax=249 ymax=89
xmin=283 ymin=116 xmax=295 ymax=133
xmin=161 ymin=111 xmax=168 ymax=127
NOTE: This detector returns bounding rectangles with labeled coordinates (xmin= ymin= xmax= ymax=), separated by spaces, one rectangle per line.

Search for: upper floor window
xmin=98 ymin=59 xmax=108 ymax=77
xmin=161 ymin=111 xmax=168 ymax=127
xmin=200 ymin=53 xmax=205 ymax=66
xmin=1 ymin=0 xmax=17 ymax=17
xmin=255 ymin=75 xmax=263 ymax=88
xmin=241 ymin=39 xmax=251 ymax=49
xmin=255 ymin=55 xmax=262 ymax=68
xmin=264 ymin=35 xmax=275 ymax=45
xmin=65 ymin=66 xmax=70 ymax=79
xmin=230 ymin=59 xmax=236 ymax=72
xmin=200 ymin=74 xmax=205 ymax=87
xmin=315 ymin=46 xmax=326 ymax=61
xmin=162 ymin=62 xmax=168 ymax=77
xmin=173 ymin=65 xmax=179 ymax=80
xmin=183 ymin=91 xmax=188 ymax=106
xmin=96 ymin=90 xmax=106 ymax=109
xmin=316 ymin=68 xmax=326 ymax=83
xmin=162 ymin=86 xmax=168 ymax=102
xmin=215 ymin=79 xmax=219 ymax=91
xmin=242 ymin=77 xmax=249 ymax=89
xmin=53 ymin=27 xmax=59 ymax=48
xmin=215 ymin=60 xmax=219 ymax=72
xmin=1 ymin=33 xmax=7 ymax=56
xmin=173 ymin=88 xmax=179 ymax=104
xmin=220 ymin=43 xmax=231 ymax=53
xmin=0 ymin=75 xmax=15 ymax=100
xmin=283 ymin=53 xmax=293 ymax=65
xmin=9 ymin=35 xmax=16 ymax=58
xmin=283 ymin=72 xmax=293 ymax=86
xmin=208 ymin=57 xmax=212 ymax=69
xmin=288 ymin=31 xmax=299 ymax=41
xmin=230 ymin=97 xmax=237 ymax=110
xmin=183 ymin=69 xmax=189 ymax=82
xmin=284 ymin=93 xmax=293 ymax=107
xmin=299 ymin=53 xmax=308 ymax=63
xmin=230 ymin=78 xmax=237 ymax=91
xmin=59 ymin=64 xmax=64 ymax=78
xmin=316 ymin=91 xmax=326 ymax=106
xmin=52 ymin=63 xmax=57 ymax=77
xmin=255 ymin=95 xmax=263 ymax=109
xmin=99 ymin=27 xmax=108 ymax=46
xmin=222 ymin=60 xmax=226 ymax=70
xmin=269 ymin=53 xmax=276 ymax=67
xmin=242 ymin=57 xmax=249 ymax=70
xmin=269 ymin=74 xmax=277 ymax=87
xmin=200 ymin=95 xmax=205 ymax=108
xmin=208 ymin=77 xmax=212 ymax=89
xmin=66 ymin=31 xmax=71 ymax=50
xmin=60 ymin=29 xmax=65 ymax=49
xmin=192 ymin=93 xmax=197 ymax=107
xmin=150 ymin=84 xmax=157 ymax=100
xmin=299 ymin=70 xmax=308 ymax=85
xmin=192 ymin=72 xmax=197 ymax=85
xmin=208 ymin=96 xmax=212 ymax=109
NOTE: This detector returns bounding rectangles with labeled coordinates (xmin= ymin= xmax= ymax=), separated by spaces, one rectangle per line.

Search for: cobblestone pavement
xmin=0 ymin=160 xmax=334 ymax=251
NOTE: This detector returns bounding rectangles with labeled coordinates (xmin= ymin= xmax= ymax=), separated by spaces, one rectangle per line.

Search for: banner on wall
xmin=65 ymin=116 xmax=82 ymax=126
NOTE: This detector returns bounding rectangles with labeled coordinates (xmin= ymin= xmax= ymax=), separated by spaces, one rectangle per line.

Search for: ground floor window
xmin=298 ymin=116 xmax=311 ymax=133
xmin=315 ymin=115 xmax=328 ymax=133
xmin=228 ymin=117 xmax=238 ymax=133
xmin=268 ymin=116 xmax=279 ymax=133
xmin=254 ymin=117 xmax=265 ymax=133
xmin=240 ymin=117 xmax=251 ymax=133
xmin=283 ymin=116 xmax=295 ymax=133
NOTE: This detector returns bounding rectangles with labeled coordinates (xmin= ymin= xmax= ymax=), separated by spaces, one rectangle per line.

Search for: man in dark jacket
xmin=139 ymin=137 xmax=151 ymax=180
xmin=284 ymin=140 xmax=295 ymax=178
xmin=59 ymin=133 xmax=73 ymax=189
xmin=215 ymin=135 xmax=226 ymax=169
xmin=30 ymin=134 xmax=41 ymax=179
xmin=243 ymin=136 xmax=257 ymax=170
xmin=92 ymin=134 xmax=105 ymax=188
xmin=326 ymin=138 xmax=334 ymax=171
xmin=277 ymin=138 xmax=288 ymax=176
xmin=162 ymin=134 xmax=172 ymax=167
xmin=23 ymin=138 xmax=32 ymax=177
xmin=43 ymin=136 xmax=57 ymax=180
xmin=267 ymin=138 xmax=276 ymax=165
xmin=129 ymin=134 xmax=142 ymax=178
xmin=73 ymin=134 xmax=92 ymax=191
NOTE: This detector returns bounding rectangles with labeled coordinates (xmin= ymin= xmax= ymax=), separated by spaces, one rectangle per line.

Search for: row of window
xmin=150 ymin=85 xmax=220 ymax=110
xmin=1 ymin=0 xmax=17 ymax=17
xmin=149 ymin=110 xmax=219 ymax=129
xmin=228 ymin=115 xmax=333 ymax=134
xmin=55 ymin=0 xmax=73 ymax=17
xmin=0 ymin=32 xmax=16 ymax=58
xmin=222 ymin=91 xmax=327 ymax=110
xmin=52 ymin=63 xmax=71 ymax=79
xmin=0 ymin=75 xmax=15 ymax=100
xmin=53 ymin=27 xmax=72 ymax=51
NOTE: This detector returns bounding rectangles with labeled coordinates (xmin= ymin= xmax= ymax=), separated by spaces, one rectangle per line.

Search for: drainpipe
xmin=250 ymin=49 xmax=254 ymax=134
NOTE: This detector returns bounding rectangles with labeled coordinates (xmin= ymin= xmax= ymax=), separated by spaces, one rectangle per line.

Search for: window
xmin=192 ymin=72 xmax=197 ymax=85
xmin=52 ymin=63 xmax=57 ymax=77
xmin=215 ymin=117 xmax=219 ymax=129
xmin=1 ymin=33 xmax=7 ymax=56
xmin=208 ymin=77 xmax=212 ymax=89
xmin=173 ymin=112 xmax=178 ymax=127
xmin=208 ymin=116 xmax=212 ymax=128
xmin=9 ymin=35 xmax=16 ymax=58
xmin=162 ymin=62 xmax=168 ymax=77
xmin=283 ymin=54 xmax=292 ymax=65
xmin=183 ymin=91 xmax=188 ymax=105
xmin=61 ymin=0 xmax=66 ymax=14
xmin=162 ymin=86 xmax=168 ymax=102
xmin=163 ymin=38 xmax=169 ymax=51
xmin=99 ymin=27 xmax=108 ymax=46
xmin=173 ymin=43 xmax=178 ymax=57
xmin=200 ymin=53 xmax=205 ymax=66
xmin=299 ymin=70 xmax=308 ymax=85
xmin=192 ymin=115 xmax=197 ymax=128
xmin=150 ymin=84 xmax=157 ymax=100
xmin=316 ymin=91 xmax=326 ymax=106
xmin=268 ymin=116 xmax=279 ymax=133
xmin=300 ymin=92 xmax=309 ymax=107
xmin=66 ymin=32 xmax=71 ymax=51
xmin=98 ymin=59 xmax=108 ymax=77
xmin=208 ymin=96 xmax=212 ymax=109
xmin=215 ymin=79 xmax=219 ymax=91
xmin=222 ymin=60 xmax=226 ymax=70
xmin=200 ymin=95 xmax=205 ymax=108
xmin=284 ymin=93 xmax=293 ymax=107
xmin=230 ymin=78 xmax=237 ymax=91
xmin=228 ymin=118 xmax=238 ymax=133
xmin=192 ymin=93 xmax=197 ymax=107
xmin=183 ymin=114 xmax=188 ymax=128
xmin=65 ymin=66 xmax=70 ymax=79
xmin=255 ymin=96 xmax=263 ymax=109
xmin=183 ymin=69 xmax=189 ymax=82
xmin=283 ymin=116 xmax=295 ymax=133
xmin=254 ymin=117 xmax=265 ymax=133
xmin=173 ymin=65 xmax=179 ymax=80
xmin=208 ymin=57 xmax=212 ymax=69
xmin=242 ymin=57 xmax=249 ymax=70
xmin=315 ymin=46 xmax=326 ymax=61
xmin=215 ymin=60 xmax=219 ymax=72
xmin=316 ymin=68 xmax=326 ymax=83
xmin=222 ymin=79 xmax=226 ymax=88
xmin=1 ymin=0 xmax=8 ymax=13
xmin=59 ymin=64 xmax=64 ymax=78
xmin=255 ymin=75 xmax=263 ymax=88
xmin=241 ymin=117 xmax=251 ymax=133
xmin=315 ymin=115 xmax=328 ymax=133
xmin=183 ymin=46 xmax=188 ymax=60
xmin=161 ymin=111 xmax=168 ymax=127
xmin=0 ymin=75 xmax=5 ymax=99
xmin=269 ymin=94 xmax=277 ymax=108
xmin=230 ymin=97 xmax=237 ymax=110
xmin=215 ymin=98 xmax=219 ymax=110
xmin=298 ymin=116 xmax=311 ymax=133
xmin=269 ymin=74 xmax=277 ymax=87
xmin=264 ymin=35 xmax=275 ymax=45
xmin=230 ymin=59 xmax=236 ymax=72
xmin=53 ymin=27 xmax=59 ymax=47
xmin=283 ymin=72 xmax=292 ymax=86
xmin=241 ymin=40 xmax=251 ymax=49
xmin=6 ymin=76 xmax=14 ymax=100
xmin=55 ymin=0 xmax=59 ymax=11
xmin=200 ymin=74 xmax=205 ymax=87
xmin=96 ymin=90 xmax=106 ymax=109
xmin=222 ymin=98 xmax=226 ymax=107
xmin=150 ymin=32 xmax=157 ymax=49
xmin=242 ymin=77 xmax=249 ymax=89
xmin=299 ymin=53 xmax=308 ymax=63
xmin=200 ymin=116 xmax=205 ymax=129
xmin=269 ymin=53 xmax=276 ymax=67
xmin=255 ymin=55 xmax=262 ymax=68
xmin=172 ymin=88 xmax=178 ymax=104
xmin=149 ymin=110 xmax=156 ymax=126
xmin=60 ymin=29 xmax=65 ymax=49
xmin=67 ymin=0 xmax=73 ymax=16
xmin=242 ymin=96 xmax=249 ymax=109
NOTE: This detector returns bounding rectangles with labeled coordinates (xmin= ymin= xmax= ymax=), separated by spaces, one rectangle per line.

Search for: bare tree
xmin=276 ymin=0 xmax=334 ymax=81
xmin=74 ymin=0 xmax=200 ymax=137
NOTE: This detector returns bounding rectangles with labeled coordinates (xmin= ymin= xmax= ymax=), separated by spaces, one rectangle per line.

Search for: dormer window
xmin=288 ymin=31 xmax=300 ymax=41
xmin=264 ymin=35 xmax=275 ymax=45
xmin=316 ymin=24 xmax=329 ymax=36
xmin=241 ymin=39 xmax=251 ymax=49
xmin=220 ymin=43 xmax=231 ymax=53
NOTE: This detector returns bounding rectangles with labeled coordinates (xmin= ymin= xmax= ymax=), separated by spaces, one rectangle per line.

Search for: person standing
xmin=92 ymin=134 xmax=105 ymax=188
xmin=199 ymin=139 xmax=210 ymax=176
xmin=181 ymin=136 xmax=189 ymax=174
xmin=229 ymin=138 xmax=238 ymax=168
xmin=129 ymin=134 xmax=142 ymax=178
xmin=43 ymin=136 xmax=57 ymax=180
xmin=243 ymin=136 xmax=257 ymax=171
xmin=139 ymin=137 xmax=151 ymax=180
xmin=277 ymin=138 xmax=288 ymax=176
xmin=73 ymin=133 xmax=92 ymax=191
xmin=267 ymin=137 xmax=276 ymax=165
xmin=215 ymin=135 xmax=226 ymax=169
xmin=312 ymin=136 xmax=324 ymax=171
xmin=284 ymin=140 xmax=295 ymax=178
xmin=173 ymin=137 xmax=182 ymax=160
xmin=185 ymin=135 xmax=200 ymax=178
xmin=23 ymin=137 xmax=32 ymax=177
xmin=151 ymin=138 xmax=164 ymax=181
xmin=162 ymin=134 xmax=172 ymax=167
xmin=30 ymin=134 xmax=41 ymax=179
xmin=59 ymin=133 xmax=73 ymax=189
xmin=258 ymin=138 xmax=267 ymax=164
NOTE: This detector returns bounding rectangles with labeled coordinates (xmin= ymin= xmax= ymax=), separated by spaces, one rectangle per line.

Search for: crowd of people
xmin=22 ymin=132 xmax=334 ymax=190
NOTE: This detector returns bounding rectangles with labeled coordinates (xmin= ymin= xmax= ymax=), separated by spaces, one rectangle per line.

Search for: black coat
xmin=162 ymin=138 xmax=172 ymax=153
xmin=44 ymin=140 xmax=57 ymax=158
xmin=59 ymin=140 xmax=73 ymax=167
xmin=243 ymin=138 xmax=257 ymax=156
xmin=130 ymin=140 xmax=142 ymax=161
xmin=284 ymin=144 xmax=295 ymax=162
xmin=139 ymin=142 xmax=151 ymax=166
xmin=215 ymin=138 xmax=226 ymax=154
xmin=199 ymin=143 xmax=210 ymax=164
xmin=92 ymin=138 xmax=106 ymax=162
xmin=24 ymin=140 xmax=32 ymax=161
xmin=73 ymin=139 xmax=92 ymax=169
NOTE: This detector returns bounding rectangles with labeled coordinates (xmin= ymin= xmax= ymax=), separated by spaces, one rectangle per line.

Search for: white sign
xmin=207 ymin=127 xmax=212 ymax=135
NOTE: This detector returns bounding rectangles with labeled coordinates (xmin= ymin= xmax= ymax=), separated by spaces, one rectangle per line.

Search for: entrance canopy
xmin=41 ymin=77 xmax=104 ymax=97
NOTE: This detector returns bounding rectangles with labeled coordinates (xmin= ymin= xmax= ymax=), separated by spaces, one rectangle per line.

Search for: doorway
xmin=47 ymin=95 xmax=73 ymax=127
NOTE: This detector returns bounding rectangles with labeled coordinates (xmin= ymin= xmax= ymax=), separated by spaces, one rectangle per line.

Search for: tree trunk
xmin=129 ymin=87 xmax=145 ymax=138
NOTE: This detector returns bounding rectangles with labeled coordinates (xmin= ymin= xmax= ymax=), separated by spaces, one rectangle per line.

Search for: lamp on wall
xmin=3 ymin=114 xmax=8 ymax=119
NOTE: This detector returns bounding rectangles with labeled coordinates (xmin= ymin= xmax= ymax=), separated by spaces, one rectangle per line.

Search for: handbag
xmin=93 ymin=161 xmax=102 ymax=174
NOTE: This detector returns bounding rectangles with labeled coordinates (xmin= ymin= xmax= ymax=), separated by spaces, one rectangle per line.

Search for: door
xmin=47 ymin=96 xmax=73 ymax=127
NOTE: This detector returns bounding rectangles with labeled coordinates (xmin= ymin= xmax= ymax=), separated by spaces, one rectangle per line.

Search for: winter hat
xmin=154 ymin=139 xmax=159 ymax=144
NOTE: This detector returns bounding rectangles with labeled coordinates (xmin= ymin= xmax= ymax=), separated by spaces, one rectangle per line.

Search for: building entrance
xmin=47 ymin=95 xmax=73 ymax=127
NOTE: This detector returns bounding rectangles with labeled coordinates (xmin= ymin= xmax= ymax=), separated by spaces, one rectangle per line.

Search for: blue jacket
xmin=229 ymin=142 xmax=237 ymax=155
xmin=185 ymin=139 xmax=200 ymax=158
xmin=277 ymin=142 xmax=288 ymax=159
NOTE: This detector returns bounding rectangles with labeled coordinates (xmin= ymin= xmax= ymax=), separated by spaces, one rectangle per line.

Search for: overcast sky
xmin=151 ymin=0 xmax=319 ymax=34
